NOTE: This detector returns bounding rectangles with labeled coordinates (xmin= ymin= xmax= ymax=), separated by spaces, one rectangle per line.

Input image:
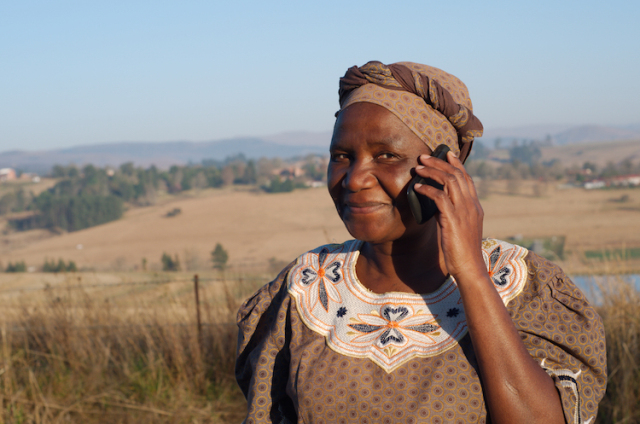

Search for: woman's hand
xmin=413 ymin=150 xmax=486 ymax=280
xmin=414 ymin=150 xmax=565 ymax=424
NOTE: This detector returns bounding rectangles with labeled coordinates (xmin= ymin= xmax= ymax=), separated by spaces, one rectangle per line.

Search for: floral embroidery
xmin=540 ymin=359 xmax=586 ymax=424
xmin=288 ymin=239 xmax=528 ymax=372
xmin=446 ymin=308 xmax=460 ymax=318
xmin=299 ymin=248 xmax=343 ymax=312
xmin=349 ymin=304 xmax=439 ymax=350
xmin=487 ymin=246 xmax=511 ymax=286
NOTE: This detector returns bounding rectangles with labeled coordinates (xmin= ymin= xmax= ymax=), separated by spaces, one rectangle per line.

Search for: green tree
xmin=509 ymin=144 xmax=541 ymax=165
xmin=42 ymin=258 xmax=76 ymax=272
xmin=211 ymin=243 xmax=229 ymax=270
xmin=5 ymin=261 xmax=27 ymax=272
xmin=33 ymin=193 xmax=123 ymax=232
xmin=161 ymin=253 xmax=180 ymax=271
xmin=263 ymin=176 xmax=295 ymax=193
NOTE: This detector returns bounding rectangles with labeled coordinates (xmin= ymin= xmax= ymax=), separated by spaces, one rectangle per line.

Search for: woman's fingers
xmin=414 ymin=152 xmax=475 ymax=206
xmin=448 ymin=152 xmax=483 ymax=209
xmin=413 ymin=150 xmax=485 ymax=278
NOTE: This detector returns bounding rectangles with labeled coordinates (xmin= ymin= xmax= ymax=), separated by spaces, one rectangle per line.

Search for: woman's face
xmin=328 ymin=102 xmax=433 ymax=244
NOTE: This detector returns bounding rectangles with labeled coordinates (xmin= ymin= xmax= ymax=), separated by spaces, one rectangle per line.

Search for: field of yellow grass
xmin=2 ymin=181 xmax=640 ymax=274
xmin=0 ymin=270 xmax=638 ymax=422
xmin=0 ymin=270 xmax=265 ymax=423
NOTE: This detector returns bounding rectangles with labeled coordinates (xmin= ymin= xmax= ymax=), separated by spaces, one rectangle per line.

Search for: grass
xmin=584 ymin=247 xmax=640 ymax=261
xmin=0 ymin=269 xmax=638 ymax=423
xmin=0 ymin=271 xmax=262 ymax=423
xmin=595 ymin=277 xmax=640 ymax=423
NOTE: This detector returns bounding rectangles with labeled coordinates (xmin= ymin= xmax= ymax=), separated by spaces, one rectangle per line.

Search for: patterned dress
xmin=236 ymin=239 xmax=606 ymax=424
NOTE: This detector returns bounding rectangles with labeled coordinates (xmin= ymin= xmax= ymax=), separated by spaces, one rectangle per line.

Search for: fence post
xmin=194 ymin=274 xmax=203 ymax=349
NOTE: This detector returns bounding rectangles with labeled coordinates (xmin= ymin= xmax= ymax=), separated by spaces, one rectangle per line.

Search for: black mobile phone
xmin=406 ymin=144 xmax=450 ymax=224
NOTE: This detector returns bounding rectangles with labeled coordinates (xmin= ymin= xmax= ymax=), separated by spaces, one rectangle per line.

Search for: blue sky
xmin=1 ymin=0 xmax=639 ymax=151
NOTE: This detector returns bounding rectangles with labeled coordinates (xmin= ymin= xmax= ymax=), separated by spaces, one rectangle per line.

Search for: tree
xmin=262 ymin=176 xmax=295 ymax=193
xmin=5 ymin=261 xmax=27 ymax=272
xmin=509 ymin=144 xmax=541 ymax=165
xmin=236 ymin=160 xmax=257 ymax=184
xmin=211 ymin=243 xmax=229 ymax=270
xmin=161 ymin=253 xmax=180 ymax=271
xmin=42 ymin=258 xmax=76 ymax=272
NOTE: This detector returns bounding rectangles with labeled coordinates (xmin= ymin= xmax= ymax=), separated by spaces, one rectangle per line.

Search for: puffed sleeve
xmin=236 ymin=262 xmax=298 ymax=424
xmin=508 ymin=252 xmax=607 ymax=424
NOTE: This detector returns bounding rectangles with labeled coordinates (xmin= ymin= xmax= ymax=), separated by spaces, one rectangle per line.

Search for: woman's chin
xmin=343 ymin=215 xmax=436 ymax=245
xmin=343 ymin=222 xmax=404 ymax=244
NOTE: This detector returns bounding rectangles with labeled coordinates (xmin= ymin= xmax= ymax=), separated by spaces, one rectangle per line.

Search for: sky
xmin=1 ymin=0 xmax=639 ymax=151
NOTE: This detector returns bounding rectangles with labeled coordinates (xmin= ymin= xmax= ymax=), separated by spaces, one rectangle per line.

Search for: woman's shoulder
xmin=480 ymin=237 xmax=584 ymax=300
xmin=237 ymin=241 xmax=358 ymax=326
xmin=236 ymin=260 xmax=295 ymax=327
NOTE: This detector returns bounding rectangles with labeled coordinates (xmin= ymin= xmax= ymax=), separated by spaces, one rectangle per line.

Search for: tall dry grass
xmin=0 ymin=272 xmax=264 ymax=423
xmin=0 ymin=270 xmax=638 ymax=423
xmin=595 ymin=277 xmax=640 ymax=423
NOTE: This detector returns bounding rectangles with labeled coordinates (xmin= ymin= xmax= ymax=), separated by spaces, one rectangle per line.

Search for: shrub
xmin=42 ymin=258 xmax=77 ymax=272
xmin=5 ymin=261 xmax=27 ymax=272
xmin=261 ymin=176 xmax=306 ymax=193
xmin=161 ymin=253 xmax=181 ymax=271
xmin=165 ymin=207 xmax=182 ymax=217
xmin=211 ymin=243 xmax=229 ymax=271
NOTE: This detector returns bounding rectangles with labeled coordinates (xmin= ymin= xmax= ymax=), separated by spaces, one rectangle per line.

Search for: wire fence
xmin=0 ymin=274 xmax=269 ymax=294
xmin=0 ymin=273 xmax=265 ymax=340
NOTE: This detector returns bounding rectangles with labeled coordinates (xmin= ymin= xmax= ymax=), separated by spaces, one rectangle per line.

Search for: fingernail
xmin=416 ymin=165 xmax=425 ymax=170
xmin=414 ymin=183 xmax=422 ymax=188
xmin=422 ymin=154 xmax=431 ymax=159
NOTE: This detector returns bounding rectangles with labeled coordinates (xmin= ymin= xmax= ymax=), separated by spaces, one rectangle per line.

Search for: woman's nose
xmin=342 ymin=160 xmax=375 ymax=192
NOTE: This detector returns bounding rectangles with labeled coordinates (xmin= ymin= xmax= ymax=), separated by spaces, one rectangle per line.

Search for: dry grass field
xmin=2 ymin=181 xmax=640 ymax=275
xmin=0 ymin=270 xmax=260 ymax=423
xmin=540 ymin=138 xmax=640 ymax=167
xmin=0 ymin=271 xmax=635 ymax=423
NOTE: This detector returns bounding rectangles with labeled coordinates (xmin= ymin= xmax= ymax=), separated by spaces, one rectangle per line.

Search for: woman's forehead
xmin=331 ymin=103 xmax=429 ymax=151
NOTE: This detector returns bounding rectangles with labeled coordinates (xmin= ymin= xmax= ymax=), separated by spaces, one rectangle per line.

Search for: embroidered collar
xmin=287 ymin=239 xmax=528 ymax=373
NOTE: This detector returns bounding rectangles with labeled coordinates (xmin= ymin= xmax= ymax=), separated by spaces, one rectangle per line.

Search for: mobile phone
xmin=407 ymin=144 xmax=450 ymax=224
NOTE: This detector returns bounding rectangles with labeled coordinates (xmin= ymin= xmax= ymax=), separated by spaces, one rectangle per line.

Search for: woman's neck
xmin=355 ymin=222 xmax=449 ymax=294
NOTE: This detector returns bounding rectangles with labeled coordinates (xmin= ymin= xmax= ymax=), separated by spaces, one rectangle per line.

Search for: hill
xmin=482 ymin=124 xmax=640 ymax=147
xmin=3 ymin=123 xmax=640 ymax=174
xmin=2 ymin=182 xmax=640 ymax=275
xmin=0 ymin=136 xmax=330 ymax=173
xmin=539 ymin=138 xmax=640 ymax=167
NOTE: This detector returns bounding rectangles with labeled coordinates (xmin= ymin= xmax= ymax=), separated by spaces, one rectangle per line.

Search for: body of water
xmin=571 ymin=274 xmax=640 ymax=305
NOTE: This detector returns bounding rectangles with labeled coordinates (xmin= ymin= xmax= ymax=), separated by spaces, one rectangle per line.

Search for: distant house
xmin=609 ymin=174 xmax=640 ymax=187
xmin=274 ymin=166 xmax=304 ymax=178
xmin=0 ymin=168 xmax=17 ymax=182
xmin=584 ymin=180 xmax=606 ymax=190
xmin=584 ymin=174 xmax=640 ymax=189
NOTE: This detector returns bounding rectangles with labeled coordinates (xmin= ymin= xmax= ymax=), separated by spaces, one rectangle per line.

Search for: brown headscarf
xmin=337 ymin=61 xmax=483 ymax=162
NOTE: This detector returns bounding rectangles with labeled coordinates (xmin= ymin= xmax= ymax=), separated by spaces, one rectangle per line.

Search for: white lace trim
xmin=287 ymin=239 xmax=528 ymax=372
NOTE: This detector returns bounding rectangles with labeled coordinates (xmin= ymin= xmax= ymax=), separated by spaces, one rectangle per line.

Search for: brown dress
xmin=236 ymin=239 xmax=606 ymax=424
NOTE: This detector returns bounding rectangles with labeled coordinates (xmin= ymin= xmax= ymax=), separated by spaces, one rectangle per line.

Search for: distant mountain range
xmin=0 ymin=133 xmax=331 ymax=173
xmin=482 ymin=124 xmax=640 ymax=147
xmin=1 ymin=125 xmax=638 ymax=173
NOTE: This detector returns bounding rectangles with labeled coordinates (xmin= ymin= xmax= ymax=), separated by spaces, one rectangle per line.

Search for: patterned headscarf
xmin=337 ymin=61 xmax=483 ymax=162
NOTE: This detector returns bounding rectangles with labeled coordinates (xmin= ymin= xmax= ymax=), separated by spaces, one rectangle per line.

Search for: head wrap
xmin=337 ymin=61 xmax=483 ymax=162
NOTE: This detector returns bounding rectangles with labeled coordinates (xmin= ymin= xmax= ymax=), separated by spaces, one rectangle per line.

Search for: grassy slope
xmin=540 ymin=138 xmax=640 ymax=167
xmin=2 ymin=181 xmax=640 ymax=274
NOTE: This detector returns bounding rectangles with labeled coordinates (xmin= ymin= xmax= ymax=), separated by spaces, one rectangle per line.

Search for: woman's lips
xmin=343 ymin=201 xmax=388 ymax=214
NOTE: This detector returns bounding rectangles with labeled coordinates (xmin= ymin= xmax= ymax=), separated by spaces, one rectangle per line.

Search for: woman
xmin=236 ymin=61 xmax=606 ymax=424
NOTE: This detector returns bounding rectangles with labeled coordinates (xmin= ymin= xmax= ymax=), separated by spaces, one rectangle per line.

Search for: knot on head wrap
xmin=337 ymin=61 xmax=483 ymax=162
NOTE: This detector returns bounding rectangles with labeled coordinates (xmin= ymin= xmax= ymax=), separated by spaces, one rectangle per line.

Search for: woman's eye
xmin=331 ymin=153 xmax=350 ymax=161
xmin=377 ymin=152 xmax=396 ymax=160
